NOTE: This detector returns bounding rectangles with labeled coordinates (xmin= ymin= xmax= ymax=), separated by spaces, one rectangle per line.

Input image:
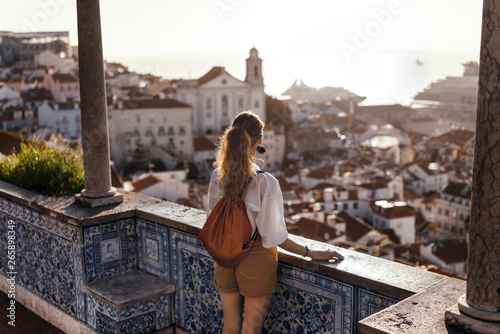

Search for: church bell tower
xmin=245 ymin=47 xmax=264 ymax=87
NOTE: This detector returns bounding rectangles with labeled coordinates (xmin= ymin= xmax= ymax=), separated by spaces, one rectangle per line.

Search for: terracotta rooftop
xmin=282 ymin=165 xmax=300 ymax=178
xmin=0 ymin=129 xmax=31 ymax=156
xmin=122 ymin=98 xmax=191 ymax=109
xmin=336 ymin=211 xmax=374 ymax=242
xmin=404 ymin=188 xmax=422 ymax=201
xmin=193 ymin=136 xmax=217 ymax=152
xmin=431 ymin=240 xmax=468 ymax=264
xmin=426 ymin=129 xmax=475 ymax=148
xmin=307 ymin=167 xmax=334 ymax=180
xmin=287 ymin=217 xmax=343 ymax=242
xmin=198 ymin=67 xmax=225 ymax=85
xmin=309 ymin=182 xmax=336 ymax=191
xmin=131 ymin=175 xmax=175 ymax=193
xmin=441 ymin=182 xmax=471 ymax=199
xmin=21 ymin=87 xmax=53 ymax=101
xmin=276 ymin=175 xmax=294 ymax=193
xmin=196 ymin=66 xmax=243 ymax=86
xmin=355 ymin=104 xmax=413 ymax=114
xmin=415 ymin=160 xmax=446 ymax=175
xmin=371 ymin=201 xmax=416 ymax=220
xmin=52 ymin=73 xmax=78 ymax=83
xmin=379 ymin=228 xmax=401 ymax=244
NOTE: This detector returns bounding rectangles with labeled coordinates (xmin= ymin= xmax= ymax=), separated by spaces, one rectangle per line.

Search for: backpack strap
xmin=250 ymin=170 xmax=265 ymax=240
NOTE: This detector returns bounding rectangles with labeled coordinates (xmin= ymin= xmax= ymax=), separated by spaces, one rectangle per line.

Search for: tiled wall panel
xmin=0 ymin=198 xmax=85 ymax=321
xmin=83 ymin=219 xmax=137 ymax=283
xmin=0 ymin=197 xmax=403 ymax=334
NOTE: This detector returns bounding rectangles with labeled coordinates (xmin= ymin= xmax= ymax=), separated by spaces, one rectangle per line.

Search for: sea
xmin=115 ymin=49 xmax=479 ymax=106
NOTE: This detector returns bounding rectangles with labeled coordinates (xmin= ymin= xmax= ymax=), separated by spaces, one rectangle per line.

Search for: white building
xmin=106 ymin=72 xmax=140 ymax=88
xmin=35 ymin=50 xmax=77 ymax=74
xmin=435 ymin=182 xmax=470 ymax=238
xmin=0 ymin=83 xmax=20 ymax=101
xmin=1 ymin=107 xmax=36 ymax=131
xmin=176 ymin=48 xmax=265 ymax=135
xmin=130 ymin=174 xmax=189 ymax=202
xmin=261 ymin=124 xmax=286 ymax=172
xmin=108 ymin=98 xmax=193 ymax=169
xmin=403 ymin=161 xmax=449 ymax=194
xmin=420 ymin=240 xmax=468 ymax=277
xmin=193 ymin=135 xmax=217 ymax=179
xmin=368 ymin=200 xmax=416 ymax=245
xmin=38 ymin=100 xmax=81 ymax=138
xmin=43 ymin=73 xmax=80 ymax=103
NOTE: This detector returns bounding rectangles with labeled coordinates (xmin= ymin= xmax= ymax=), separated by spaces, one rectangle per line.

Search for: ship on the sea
xmin=413 ymin=61 xmax=478 ymax=131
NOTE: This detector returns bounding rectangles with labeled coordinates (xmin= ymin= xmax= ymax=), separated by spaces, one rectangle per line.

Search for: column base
xmin=457 ymin=294 xmax=500 ymax=322
xmin=445 ymin=295 xmax=500 ymax=334
xmin=75 ymin=192 xmax=123 ymax=208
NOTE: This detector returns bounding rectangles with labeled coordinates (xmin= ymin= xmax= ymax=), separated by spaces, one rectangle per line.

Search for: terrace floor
xmin=0 ymin=290 xmax=66 ymax=334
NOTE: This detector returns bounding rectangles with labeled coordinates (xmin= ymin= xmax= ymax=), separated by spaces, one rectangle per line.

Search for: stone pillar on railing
xmin=75 ymin=0 xmax=123 ymax=207
xmin=446 ymin=0 xmax=500 ymax=331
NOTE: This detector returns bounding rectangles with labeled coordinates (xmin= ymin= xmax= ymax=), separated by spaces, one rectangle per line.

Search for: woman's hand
xmin=279 ymin=238 xmax=344 ymax=261
xmin=309 ymin=248 xmax=344 ymax=261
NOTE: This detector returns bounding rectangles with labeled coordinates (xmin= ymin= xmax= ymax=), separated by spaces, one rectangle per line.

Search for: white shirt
xmin=207 ymin=166 xmax=289 ymax=249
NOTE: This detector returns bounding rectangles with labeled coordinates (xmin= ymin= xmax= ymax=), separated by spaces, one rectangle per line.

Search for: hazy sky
xmin=1 ymin=0 xmax=482 ymax=56
xmin=0 ymin=0 xmax=484 ymax=103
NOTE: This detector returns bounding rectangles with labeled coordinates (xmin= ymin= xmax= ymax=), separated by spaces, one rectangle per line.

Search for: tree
xmin=265 ymin=95 xmax=294 ymax=133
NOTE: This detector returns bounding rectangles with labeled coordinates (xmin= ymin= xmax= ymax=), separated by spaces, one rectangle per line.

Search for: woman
xmin=207 ymin=111 xmax=343 ymax=334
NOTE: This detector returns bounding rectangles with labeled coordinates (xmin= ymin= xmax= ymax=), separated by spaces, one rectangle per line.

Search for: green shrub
xmin=0 ymin=142 xmax=85 ymax=197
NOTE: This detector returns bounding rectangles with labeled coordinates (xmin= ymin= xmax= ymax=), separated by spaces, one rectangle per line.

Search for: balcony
xmin=0 ymin=180 xmax=466 ymax=333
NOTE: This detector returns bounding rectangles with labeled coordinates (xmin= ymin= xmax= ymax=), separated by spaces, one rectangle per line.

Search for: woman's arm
xmin=279 ymin=237 xmax=344 ymax=261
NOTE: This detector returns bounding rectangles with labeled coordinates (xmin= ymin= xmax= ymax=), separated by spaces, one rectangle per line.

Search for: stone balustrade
xmin=0 ymin=180 xmax=464 ymax=333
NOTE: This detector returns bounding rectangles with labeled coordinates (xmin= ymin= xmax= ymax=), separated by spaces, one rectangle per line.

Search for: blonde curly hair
xmin=214 ymin=111 xmax=264 ymax=208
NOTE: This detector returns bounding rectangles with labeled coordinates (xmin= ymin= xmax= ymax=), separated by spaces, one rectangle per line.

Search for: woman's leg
xmin=241 ymin=294 xmax=272 ymax=334
xmin=220 ymin=292 xmax=243 ymax=334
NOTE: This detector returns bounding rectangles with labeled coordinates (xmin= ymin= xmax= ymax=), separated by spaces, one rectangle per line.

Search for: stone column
xmin=446 ymin=0 xmax=500 ymax=331
xmin=75 ymin=0 xmax=123 ymax=207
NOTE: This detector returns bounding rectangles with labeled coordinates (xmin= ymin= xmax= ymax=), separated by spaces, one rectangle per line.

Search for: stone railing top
xmin=0 ymin=180 xmax=446 ymax=300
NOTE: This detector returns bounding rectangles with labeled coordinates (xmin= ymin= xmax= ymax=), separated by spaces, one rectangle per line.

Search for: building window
xmin=222 ymin=95 xmax=228 ymax=109
xmin=206 ymin=98 xmax=212 ymax=110
xmin=353 ymin=202 xmax=358 ymax=209
xmin=445 ymin=209 xmax=449 ymax=216
xmin=343 ymin=203 xmax=348 ymax=210
xmin=254 ymin=66 xmax=258 ymax=77
xmin=136 ymin=114 xmax=141 ymax=122
xmin=254 ymin=99 xmax=260 ymax=108
xmin=238 ymin=97 xmax=244 ymax=109
xmin=158 ymin=126 xmax=165 ymax=136
xmin=179 ymin=126 xmax=186 ymax=135
xmin=168 ymin=126 xmax=175 ymax=135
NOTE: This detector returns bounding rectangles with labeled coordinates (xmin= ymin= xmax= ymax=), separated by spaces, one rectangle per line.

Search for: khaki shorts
xmin=213 ymin=238 xmax=278 ymax=297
